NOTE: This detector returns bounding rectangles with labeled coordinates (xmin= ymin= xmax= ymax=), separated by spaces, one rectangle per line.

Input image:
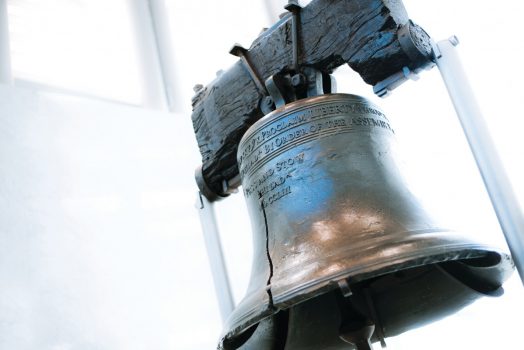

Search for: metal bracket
xmin=373 ymin=21 xmax=435 ymax=98
xmin=230 ymin=43 xmax=268 ymax=95
xmin=263 ymin=67 xmax=337 ymax=111
xmin=265 ymin=74 xmax=293 ymax=108
xmin=304 ymin=67 xmax=337 ymax=97
xmin=373 ymin=66 xmax=421 ymax=98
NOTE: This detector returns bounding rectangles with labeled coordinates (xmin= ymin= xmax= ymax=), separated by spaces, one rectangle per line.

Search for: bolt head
xmin=449 ymin=35 xmax=460 ymax=47
xmin=284 ymin=1 xmax=301 ymax=12
xmin=193 ymin=84 xmax=203 ymax=93
xmin=291 ymin=73 xmax=305 ymax=87
xmin=229 ymin=43 xmax=247 ymax=57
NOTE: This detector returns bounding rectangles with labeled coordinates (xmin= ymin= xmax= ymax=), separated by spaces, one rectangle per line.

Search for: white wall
xmin=0 ymin=86 xmax=223 ymax=349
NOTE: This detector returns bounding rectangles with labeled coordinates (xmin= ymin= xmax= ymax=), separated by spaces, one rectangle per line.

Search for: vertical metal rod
xmin=0 ymin=0 xmax=12 ymax=84
xmin=435 ymin=37 xmax=524 ymax=284
xmin=196 ymin=192 xmax=235 ymax=323
xmin=290 ymin=11 xmax=299 ymax=72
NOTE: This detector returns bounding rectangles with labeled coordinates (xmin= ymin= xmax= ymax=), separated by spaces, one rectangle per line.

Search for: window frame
xmin=1 ymin=0 xmax=179 ymax=111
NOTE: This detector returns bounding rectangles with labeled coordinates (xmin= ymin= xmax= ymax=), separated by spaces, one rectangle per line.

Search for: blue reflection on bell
xmin=221 ymin=94 xmax=513 ymax=349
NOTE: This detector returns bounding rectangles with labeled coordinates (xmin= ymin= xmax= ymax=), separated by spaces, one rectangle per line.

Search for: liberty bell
xmin=220 ymin=93 xmax=513 ymax=349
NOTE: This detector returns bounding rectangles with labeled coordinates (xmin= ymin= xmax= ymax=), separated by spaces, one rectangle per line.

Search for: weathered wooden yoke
xmin=191 ymin=0 xmax=434 ymax=199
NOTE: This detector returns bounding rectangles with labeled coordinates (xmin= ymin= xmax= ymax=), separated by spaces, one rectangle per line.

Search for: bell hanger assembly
xmin=193 ymin=0 xmax=523 ymax=349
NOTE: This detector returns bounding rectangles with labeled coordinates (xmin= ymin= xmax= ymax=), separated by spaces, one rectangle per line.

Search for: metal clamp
xmin=373 ymin=21 xmax=435 ymax=98
xmin=373 ymin=66 xmax=420 ymax=98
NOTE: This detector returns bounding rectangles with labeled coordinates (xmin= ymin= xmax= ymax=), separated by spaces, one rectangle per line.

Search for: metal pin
xmin=337 ymin=278 xmax=353 ymax=297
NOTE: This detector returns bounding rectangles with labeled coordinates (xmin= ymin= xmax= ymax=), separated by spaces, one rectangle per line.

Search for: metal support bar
xmin=435 ymin=37 xmax=524 ymax=284
xmin=0 ymin=0 xmax=12 ymax=84
xmin=196 ymin=192 xmax=235 ymax=323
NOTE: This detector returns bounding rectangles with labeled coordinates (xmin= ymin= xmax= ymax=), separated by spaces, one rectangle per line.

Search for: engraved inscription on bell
xmin=239 ymin=97 xmax=395 ymax=211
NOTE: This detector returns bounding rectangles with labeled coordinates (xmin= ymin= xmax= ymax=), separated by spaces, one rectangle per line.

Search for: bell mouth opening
xmin=439 ymin=251 xmax=510 ymax=297
xmin=221 ymin=247 xmax=512 ymax=349
xmin=221 ymin=251 xmax=511 ymax=350
xmin=267 ymin=231 xmax=511 ymax=310
xmin=457 ymin=251 xmax=502 ymax=267
xmin=225 ymin=93 xmax=514 ymax=349
xmin=221 ymin=310 xmax=290 ymax=350
xmin=221 ymin=323 xmax=258 ymax=350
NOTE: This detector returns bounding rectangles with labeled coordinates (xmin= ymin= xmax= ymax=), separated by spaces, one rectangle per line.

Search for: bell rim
xmin=227 ymin=93 xmax=514 ymax=348
xmin=220 ymin=232 xmax=513 ymax=347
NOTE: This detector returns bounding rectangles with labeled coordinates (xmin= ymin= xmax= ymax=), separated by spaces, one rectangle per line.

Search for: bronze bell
xmin=221 ymin=94 xmax=513 ymax=349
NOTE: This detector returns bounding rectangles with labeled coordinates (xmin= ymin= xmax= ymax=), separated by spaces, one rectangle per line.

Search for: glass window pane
xmin=7 ymin=0 xmax=143 ymax=104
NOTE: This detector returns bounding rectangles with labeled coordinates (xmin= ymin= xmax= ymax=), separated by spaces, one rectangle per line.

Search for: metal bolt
xmin=291 ymin=73 xmax=305 ymax=87
xmin=229 ymin=43 xmax=267 ymax=94
xmin=193 ymin=84 xmax=203 ymax=93
xmin=260 ymin=96 xmax=275 ymax=115
xmin=284 ymin=0 xmax=301 ymax=13
xmin=229 ymin=43 xmax=248 ymax=57
xmin=449 ymin=35 xmax=460 ymax=47
xmin=263 ymin=96 xmax=274 ymax=106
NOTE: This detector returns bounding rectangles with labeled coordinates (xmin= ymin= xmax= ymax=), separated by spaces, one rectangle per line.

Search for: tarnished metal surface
xmin=222 ymin=94 xmax=513 ymax=347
